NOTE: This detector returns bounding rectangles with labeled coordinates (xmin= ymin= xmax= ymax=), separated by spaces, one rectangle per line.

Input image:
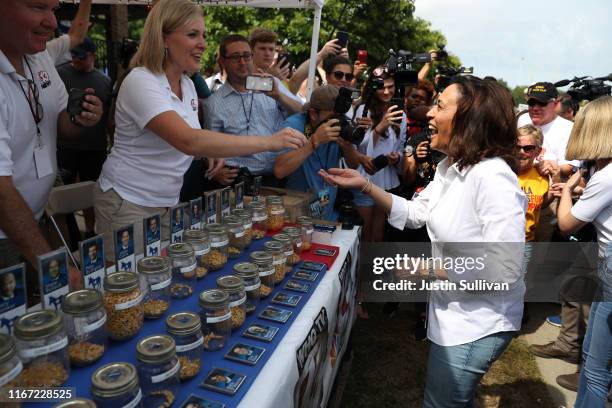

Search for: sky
xmin=413 ymin=0 xmax=612 ymax=88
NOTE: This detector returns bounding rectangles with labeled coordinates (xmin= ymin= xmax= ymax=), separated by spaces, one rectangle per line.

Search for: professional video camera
xmin=554 ymin=74 xmax=612 ymax=101
xmin=384 ymin=49 xmax=431 ymax=110
xmin=435 ymin=66 xmax=474 ymax=92
xmin=333 ymin=87 xmax=365 ymax=145
xmin=435 ymin=44 xmax=449 ymax=61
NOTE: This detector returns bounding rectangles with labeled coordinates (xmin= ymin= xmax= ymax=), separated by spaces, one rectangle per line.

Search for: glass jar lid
xmin=233 ymin=262 xmax=259 ymax=279
xmin=183 ymin=228 xmax=209 ymax=243
xmin=205 ymin=223 xmax=227 ymax=234
xmin=136 ymin=335 xmax=176 ymax=364
xmin=216 ymin=275 xmax=244 ymax=294
xmin=166 ymin=312 xmax=201 ymax=335
xmin=232 ymin=208 xmax=252 ymax=220
xmin=282 ymin=226 xmax=302 ymax=238
xmin=54 ymin=398 xmax=97 ymax=408
xmin=263 ymin=240 xmax=283 ymax=252
xmin=250 ymin=250 xmax=272 ymax=264
xmin=296 ymin=216 xmax=313 ymax=225
xmin=15 ymin=310 xmax=64 ymax=340
xmin=0 ymin=333 xmax=17 ymax=365
xmin=248 ymin=200 xmax=266 ymax=211
xmin=199 ymin=289 xmax=229 ymax=309
xmin=137 ymin=256 xmax=170 ymax=274
xmin=273 ymin=233 xmax=291 ymax=244
xmin=168 ymin=242 xmax=194 ymax=257
xmin=104 ymin=271 xmax=139 ymax=293
xmin=91 ymin=362 xmax=138 ymax=399
xmin=222 ymin=215 xmax=242 ymax=227
xmin=61 ymin=289 xmax=102 ymax=315
xmin=265 ymin=195 xmax=283 ymax=205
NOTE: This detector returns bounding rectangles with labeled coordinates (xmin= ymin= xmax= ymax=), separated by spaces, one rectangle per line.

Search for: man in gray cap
xmin=273 ymin=85 xmax=362 ymax=220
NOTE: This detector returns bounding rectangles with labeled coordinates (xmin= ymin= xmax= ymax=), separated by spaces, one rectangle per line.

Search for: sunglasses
xmin=332 ymin=71 xmax=354 ymax=81
xmin=527 ymin=99 xmax=552 ymax=107
xmin=517 ymin=144 xmax=538 ymax=153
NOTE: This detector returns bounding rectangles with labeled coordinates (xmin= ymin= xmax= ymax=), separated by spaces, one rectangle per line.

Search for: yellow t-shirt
xmin=519 ymin=167 xmax=549 ymax=241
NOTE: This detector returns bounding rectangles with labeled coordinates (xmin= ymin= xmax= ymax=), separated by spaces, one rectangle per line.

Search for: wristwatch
xmin=403 ymin=144 xmax=414 ymax=157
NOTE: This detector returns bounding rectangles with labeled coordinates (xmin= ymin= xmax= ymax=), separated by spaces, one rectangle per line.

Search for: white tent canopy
xmin=60 ymin=0 xmax=324 ymax=97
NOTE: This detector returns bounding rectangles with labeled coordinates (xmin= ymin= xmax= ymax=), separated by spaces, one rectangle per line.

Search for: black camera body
xmin=568 ymin=79 xmax=611 ymax=102
xmin=334 ymin=87 xmax=366 ymax=145
xmin=435 ymin=66 xmax=474 ymax=91
xmin=67 ymin=88 xmax=88 ymax=117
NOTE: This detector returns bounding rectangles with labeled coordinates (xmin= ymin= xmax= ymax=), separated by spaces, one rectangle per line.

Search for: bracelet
xmin=360 ymin=178 xmax=372 ymax=194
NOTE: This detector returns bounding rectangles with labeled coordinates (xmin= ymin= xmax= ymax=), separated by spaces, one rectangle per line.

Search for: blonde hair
xmin=518 ymin=124 xmax=544 ymax=147
xmin=129 ymin=0 xmax=202 ymax=73
xmin=566 ymin=96 xmax=612 ymax=160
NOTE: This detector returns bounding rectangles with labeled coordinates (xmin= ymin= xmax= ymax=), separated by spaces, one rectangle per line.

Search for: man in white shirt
xmin=0 ymin=0 xmax=103 ymax=290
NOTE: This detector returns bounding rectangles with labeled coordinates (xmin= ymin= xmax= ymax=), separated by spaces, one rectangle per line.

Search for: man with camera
xmin=203 ymin=34 xmax=303 ymax=187
xmin=0 ymin=0 xmax=103 ymax=290
xmin=273 ymin=85 xmax=362 ymax=220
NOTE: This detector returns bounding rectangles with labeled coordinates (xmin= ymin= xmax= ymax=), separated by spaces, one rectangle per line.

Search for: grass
xmin=339 ymin=304 xmax=554 ymax=408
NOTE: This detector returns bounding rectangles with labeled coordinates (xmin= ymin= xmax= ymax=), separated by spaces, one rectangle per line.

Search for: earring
xmin=164 ymin=47 xmax=169 ymax=58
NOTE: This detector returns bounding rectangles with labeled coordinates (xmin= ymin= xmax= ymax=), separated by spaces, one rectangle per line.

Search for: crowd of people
xmin=0 ymin=0 xmax=610 ymax=407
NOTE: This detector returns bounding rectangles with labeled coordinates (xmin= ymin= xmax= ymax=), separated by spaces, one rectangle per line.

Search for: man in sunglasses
xmin=0 ymin=0 xmax=103 ymax=290
xmin=203 ymin=34 xmax=303 ymax=187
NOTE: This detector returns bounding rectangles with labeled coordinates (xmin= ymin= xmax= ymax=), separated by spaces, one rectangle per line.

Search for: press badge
xmin=318 ymin=187 xmax=331 ymax=207
xmin=34 ymin=144 xmax=53 ymax=179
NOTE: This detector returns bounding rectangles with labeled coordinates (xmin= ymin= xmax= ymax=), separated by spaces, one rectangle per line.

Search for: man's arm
xmin=274 ymin=143 xmax=314 ymax=179
xmin=67 ymin=0 xmax=92 ymax=48
xmin=274 ymin=89 xmax=303 ymax=115
xmin=0 ymin=177 xmax=52 ymax=267
xmin=288 ymin=40 xmax=341 ymax=95
xmin=337 ymin=139 xmax=361 ymax=169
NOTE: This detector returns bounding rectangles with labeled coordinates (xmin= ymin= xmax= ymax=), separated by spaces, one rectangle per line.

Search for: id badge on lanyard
xmin=33 ymin=131 xmax=53 ymax=179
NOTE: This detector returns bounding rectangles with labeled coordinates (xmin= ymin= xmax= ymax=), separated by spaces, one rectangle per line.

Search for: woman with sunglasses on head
xmin=94 ymin=0 xmax=306 ymax=261
xmin=351 ymin=67 xmax=406 ymax=242
xmin=552 ymin=96 xmax=612 ymax=408
xmin=321 ymin=76 xmax=526 ymax=406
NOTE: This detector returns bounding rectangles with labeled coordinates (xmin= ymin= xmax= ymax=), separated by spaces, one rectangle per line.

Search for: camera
xmin=382 ymin=49 xmax=431 ymax=111
xmin=435 ymin=66 xmax=474 ymax=92
xmin=67 ymin=88 xmax=88 ymax=117
xmin=435 ymin=44 xmax=448 ymax=61
xmin=333 ymin=87 xmax=366 ymax=145
xmin=567 ymin=79 xmax=611 ymax=102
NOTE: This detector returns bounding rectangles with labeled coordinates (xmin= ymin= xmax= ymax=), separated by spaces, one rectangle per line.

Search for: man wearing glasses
xmin=203 ymin=34 xmax=303 ymax=187
xmin=0 ymin=0 xmax=103 ymax=290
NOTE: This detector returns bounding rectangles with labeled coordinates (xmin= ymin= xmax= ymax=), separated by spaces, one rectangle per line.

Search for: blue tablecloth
xmin=29 ymin=238 xmax=327 ymax=408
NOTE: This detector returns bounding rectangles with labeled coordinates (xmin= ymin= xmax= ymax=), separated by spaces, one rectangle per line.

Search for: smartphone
xmin=372 ymin=154 xmax=389 ymax=172
xmin=246 ymin=75 xmax=274 ymax=92
xmin=67 ymin=88 xmax=88 ymax=116
xmin=357 ymin=50 xmax=368 ymax=65
xmin=336 ymin=30 xmax=349 ymax=49
xmin=277 ymin=52 xmax=291 ymax=67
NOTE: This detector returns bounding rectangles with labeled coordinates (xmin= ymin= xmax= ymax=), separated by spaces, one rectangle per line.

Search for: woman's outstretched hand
xmin=319 ymin=168 xmax=367 ymax=189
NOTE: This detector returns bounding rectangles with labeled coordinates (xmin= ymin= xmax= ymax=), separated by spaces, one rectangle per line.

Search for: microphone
xmin=554 ymin=79 xmax=571 ymax=87
xmin=594 ymin=73 xmax=612 ymax=82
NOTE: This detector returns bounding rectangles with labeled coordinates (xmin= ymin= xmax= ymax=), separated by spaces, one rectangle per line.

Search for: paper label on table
xmin=175 ymin=337 xmax=204 ymax=352
xmin=151 ymin=277 xmax=172 ymax=291
xmin=77 ymin=315 xmax=107 ymax=335
xmin=114 ymin=292 xmax=143 ymax=310
xmin=259 ymin=268 xmax=275 ymax=277
xmin=123 ymin=388 xmax=142 ymax=408
xmin=244 ymin=282 xmax=261 ymax=291
xmin=151 ymin=360 xmax=180 ymax=383
xmin=0 ymin=360 xmax=22 ymax=387
xmin=207 ymin=311 xmax=231 ymax=323
xmin=211 ymin=239 xmax=229 ymax=248
xmin=180 ymin=263 xmax=197 ymax=274
xmin=229 ymin=296 xmax=246 ymax=308
xmin=19 ymin=336 xmax=68 ymax=358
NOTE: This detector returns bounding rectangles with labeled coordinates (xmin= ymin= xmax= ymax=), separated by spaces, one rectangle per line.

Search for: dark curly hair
xmin=447 ymin=76 xmax=518 ymax=172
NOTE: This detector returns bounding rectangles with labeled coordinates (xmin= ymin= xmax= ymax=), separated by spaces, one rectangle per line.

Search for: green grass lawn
xmin=340 ymin=304 xmax=554 ymax=408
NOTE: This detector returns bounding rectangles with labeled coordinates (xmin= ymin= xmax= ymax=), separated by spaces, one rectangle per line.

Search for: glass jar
xmin=54 ymin=398 xmax=97 ymax=408
xmin=297 ymin=216 xmax=314 ymax=251
xmin=233 ymin=262 xmax=261 ymax=314
xmin=0 ymin=334 xmax=23 ymax=391
xmin=168 ymin=243 xmax=197 ymax=299
xmin=136 ymin=335 xmax=180 ymax=408
xmin=232 ymin=208 xmax=253 ymax=248
xmin=103 ymin=272 xmax=145 ymax=341
xmin=265 ymin=195 xmax=285 ymax=231
xmin=137 ymin=256 xmax=171 ymax=319
xmin=165 ymin=312 xmax=202 ymax=382
xmin=248 ymin=200 xmax=268 ymax=239
xmin=198 ymin=289 xmax=231 ymax=351
xmin=216 ymin=276 xmax=247 ymax=330
xmin=91 ymin=362 xmax=142 ymax=408
xmin=14 ymin=310 xmax=70 ymax=387
xmin=61 ymin=289 xmax=107 ymax=366
xmin=264 ymin=240 xmax=287 ymax=284
xmin=283 ymin=226 xmax=303 ymax=263
xmin=203 ymin=224 xmax=229 ymax=271
xmin=183 ymin=229 xmax=211 ymax=279
xmin=222 ymin=215 xmax=246 ymax=259
xmin=274 ymin=233 xmax=296 ymax=269
xmin=250 ymin=251 xmax=275 ymax=298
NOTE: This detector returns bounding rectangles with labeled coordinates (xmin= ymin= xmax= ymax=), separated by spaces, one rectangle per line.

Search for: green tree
xmin=511 ymin=85 xmax=528 ymax=106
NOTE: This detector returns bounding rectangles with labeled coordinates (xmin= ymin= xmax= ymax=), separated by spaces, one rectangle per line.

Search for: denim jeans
xmin=423 ymin=331 xmax=515 ymax=408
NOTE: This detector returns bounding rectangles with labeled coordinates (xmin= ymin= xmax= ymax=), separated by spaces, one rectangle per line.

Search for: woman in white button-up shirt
xmin=321 ymin=76 xmax=526 ymax=407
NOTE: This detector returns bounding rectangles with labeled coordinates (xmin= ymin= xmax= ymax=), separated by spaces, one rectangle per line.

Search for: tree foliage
xmin=200 ymin=0 xmax=460 ymax=74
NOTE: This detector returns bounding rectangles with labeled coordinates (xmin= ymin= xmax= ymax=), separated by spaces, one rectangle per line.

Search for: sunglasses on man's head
xmin=332 ymin=71 xmax=354 ymax=81
xmin=527 ymin=99 xmax=552 ymax=107
xmin=517 ymin=144 xmax=538 ymax=153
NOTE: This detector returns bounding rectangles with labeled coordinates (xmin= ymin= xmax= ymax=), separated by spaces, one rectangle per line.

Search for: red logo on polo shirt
xmin=38 ymin=70 xmax=51 ymax=88
xmin=191 ymin=99 xmax=197 ymax=111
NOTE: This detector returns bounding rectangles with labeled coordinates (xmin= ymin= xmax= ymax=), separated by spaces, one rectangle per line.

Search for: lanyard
xmin=239 ymin=91 xmax=254 ymax=134
xmin=17 ymin=57 xmax=43 ymax=146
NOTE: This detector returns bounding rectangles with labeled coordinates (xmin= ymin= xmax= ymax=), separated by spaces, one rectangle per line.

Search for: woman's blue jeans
xmin=423 ymin=331 xmax=515 ymax=408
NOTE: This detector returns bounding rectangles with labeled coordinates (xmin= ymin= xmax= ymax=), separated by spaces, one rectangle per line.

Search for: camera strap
xmin=239 ymin=91 xmax=254 ymax=134
xmin=17 ymin=57 xmax=43 ymax=143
